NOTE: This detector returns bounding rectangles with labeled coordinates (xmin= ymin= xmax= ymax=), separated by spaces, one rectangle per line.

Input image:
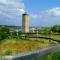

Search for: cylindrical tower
xmin=22 ymin=13 xmax=29 ymax=33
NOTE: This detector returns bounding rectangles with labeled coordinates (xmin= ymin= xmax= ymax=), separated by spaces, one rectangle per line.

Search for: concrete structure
xmin=22 ymin=13 xmax=29 ymax=33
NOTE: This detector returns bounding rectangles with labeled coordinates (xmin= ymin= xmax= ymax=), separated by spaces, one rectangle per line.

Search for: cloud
xmin=30 ymin=7 xmax=60 ymax=19
xmin=47 ymin=7 xmax=60 ymax=16
xmin=0 ymin=0 xmax=7 ymax=4
xmin=30 ymin=13 xmax=42 ymax=19
xmin=19 ymin=9 xmax=25 ymax=15
xmin=0 ymin=0 xmax=25 ymax=19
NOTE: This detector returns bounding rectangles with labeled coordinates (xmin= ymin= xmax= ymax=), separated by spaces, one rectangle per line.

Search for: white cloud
xmin=47 ymin=7 xmax=60 ymax=16
xmin=30 ymin=13 xmax=42 ymax=19
xmin=19 ymin=9 xmax=25 ymax=15
xmin=0 ymin=0 xmax=7 ymax=4
xmin=0 ymin=0 xmax=25 ymax=19
xmin=30 ymin=7 xmax=60 ymax=19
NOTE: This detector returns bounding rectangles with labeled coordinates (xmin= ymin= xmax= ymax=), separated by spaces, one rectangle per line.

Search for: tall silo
xmin=22 ymin=13 xmax=29 ymax=33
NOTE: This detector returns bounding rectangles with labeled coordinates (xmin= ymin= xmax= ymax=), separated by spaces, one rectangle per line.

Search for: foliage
xmin=0 ymin=26 xmax=10 ymax=40
xmin=38 ymin=27 xmax=51 ymax=33
xmin=50 ymin=51 xmax=60 ymax=60
xmin=51 ymin=25 xmax=60 ymax=33
xmin=42 ymin=51 xmax=60 ymax=60
xmin=38 ymin=25 xmax=60 ymax=33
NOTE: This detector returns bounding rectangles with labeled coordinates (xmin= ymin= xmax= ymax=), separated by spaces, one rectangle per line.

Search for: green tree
xmin=0 ymin=27 xmax=10 ymax=40
xmin=51 ymin=25 xmax=60 ymax=33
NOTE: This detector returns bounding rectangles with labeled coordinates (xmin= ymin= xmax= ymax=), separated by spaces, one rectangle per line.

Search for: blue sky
xmin=24 ymin=0 xmax=59 ymax=12
xmin=0 ymin=0 xmax=60 ymax=27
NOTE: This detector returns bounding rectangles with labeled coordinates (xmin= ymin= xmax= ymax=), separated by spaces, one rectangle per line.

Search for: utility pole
xmin=16 ymin=29 xmax=19 ymax=39
xmin=36 ymin=28 xmax=38 ymax=40
xmin=49 ymin=31 xmax=52 ymax=42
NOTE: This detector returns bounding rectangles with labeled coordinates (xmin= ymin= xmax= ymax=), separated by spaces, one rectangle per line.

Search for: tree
xmin=51 ymin=25 xmax=60 ymax=33
xmin=0 ymin=26 xmax=10 ymax=40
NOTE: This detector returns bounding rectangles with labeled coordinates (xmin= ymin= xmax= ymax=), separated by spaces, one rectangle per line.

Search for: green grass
xmin=28 ymin=34 xmax=60 ymax=41
xmin=51 ymin=35 xmax=60 ymax=40
xmin=42 ymin=51 xmax=60 ymax=60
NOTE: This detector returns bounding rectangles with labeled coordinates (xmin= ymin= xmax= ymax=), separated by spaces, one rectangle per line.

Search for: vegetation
xmin=0 ymin=25 xmax=59 ymax=56
xmin=38 ymin=25 xmax=60 ymax=33
xmin=42 ymin=51 xmax=60 ymax=60
xmin=51 ymin=25 xmax=60 ymax=33
xmin=0 ymin=27 xmax=10 ymax=40
xmin=0 ymin=38 xmax=54 ymax=56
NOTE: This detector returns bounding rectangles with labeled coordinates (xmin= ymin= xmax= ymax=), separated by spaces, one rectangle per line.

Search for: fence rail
xmin=20 ymin=33 xmax=60 ymax=43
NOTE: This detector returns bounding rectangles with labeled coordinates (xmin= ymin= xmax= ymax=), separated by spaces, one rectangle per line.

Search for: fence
xmin=20 ymin=33 xmax=60 ymax=42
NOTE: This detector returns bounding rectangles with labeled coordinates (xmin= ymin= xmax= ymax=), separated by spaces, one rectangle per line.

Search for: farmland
xmin=0 ymin=26 xmax=59 ymax=56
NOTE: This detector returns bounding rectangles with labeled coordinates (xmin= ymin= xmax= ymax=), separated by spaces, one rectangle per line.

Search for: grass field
xmin=0 ymin=38 xmax=55 ymax=56
xmin=28 ymin=33 xmax=60 ymax=41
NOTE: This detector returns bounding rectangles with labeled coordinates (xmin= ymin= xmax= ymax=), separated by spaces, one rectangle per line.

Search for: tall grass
xmin=0 ymin=38 xmax=54 ymax=56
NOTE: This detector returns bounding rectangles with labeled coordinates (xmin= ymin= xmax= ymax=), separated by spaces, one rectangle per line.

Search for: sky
xmin=0 ymin=0 xmax=60 ymax=27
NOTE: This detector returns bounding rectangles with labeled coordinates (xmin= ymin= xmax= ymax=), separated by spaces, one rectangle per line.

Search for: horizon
xmin=0 ymin=24 xmax=59 ymax=28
